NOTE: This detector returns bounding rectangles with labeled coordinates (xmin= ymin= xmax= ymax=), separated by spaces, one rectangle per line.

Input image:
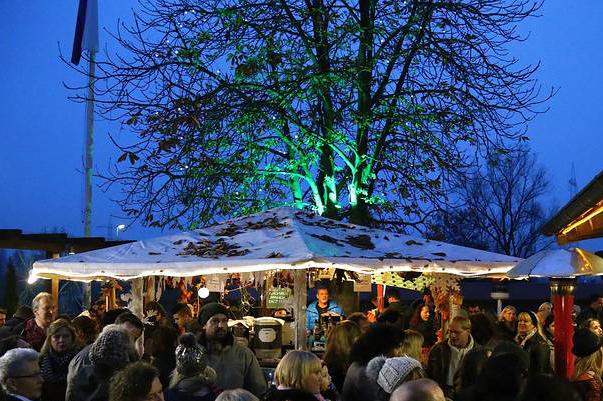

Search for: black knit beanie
xmin=197 ymin=303 xmax=229 ymax=328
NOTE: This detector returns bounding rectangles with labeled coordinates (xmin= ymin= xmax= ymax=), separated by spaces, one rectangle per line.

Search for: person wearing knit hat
xmin=196 ymin=303 xmax=266 ymax=396
xmin=67 ymin=325 xmax=136 ymax=401
xmin=89 ymin=325 xmax=133 ymax=371
xmin=571 ymin=328 xmax=603 ymax=401
xmin=514 ymin=310 xmax=551 ymax=375
xmin=198 ymin=303 xmax=229 ymax=329
xmin=366 ymin=356 xmax=424 ymax=401
xmin=164 ymin=333 xmax=217 ymax=401
xmin=66 ymin=314 xmax=143 ymax=401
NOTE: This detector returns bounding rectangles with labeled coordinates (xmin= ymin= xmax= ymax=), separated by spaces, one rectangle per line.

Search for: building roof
xmin=0 ymin=229 xmax=133 ymax=255
xmin=541 ymin=169 xmax=603 ymax=244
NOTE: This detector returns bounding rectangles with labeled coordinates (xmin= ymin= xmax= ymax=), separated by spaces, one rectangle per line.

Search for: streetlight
xmin=116 ymin=224 xmax=126 ymax=238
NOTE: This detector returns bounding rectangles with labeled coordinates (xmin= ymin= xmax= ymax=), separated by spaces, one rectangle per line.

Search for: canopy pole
xmin=131 ymin=278 xmax=144 ymax=318
xmin=377 ymin=284 xmax=385 ymax=312
xmin=49 ymin=252 xmax=61 ymax=314
xmin=293 ymin=269 xmax=307 ymax=350
xmin=51 ymin=279 xmax=59 ymax=314
xmin=551 ymin=277 xmax=576 ymax=379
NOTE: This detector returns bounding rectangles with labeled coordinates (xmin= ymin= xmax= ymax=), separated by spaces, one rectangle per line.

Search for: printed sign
xmin=206 ymin=275 xmax=224 ymax=292
xmin=354 ymin=274 xmax=372 ymax=292
xmin=266 ymin=287 xmax=292 ymax=308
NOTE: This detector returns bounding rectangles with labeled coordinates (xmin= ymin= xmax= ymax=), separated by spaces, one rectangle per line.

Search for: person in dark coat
xmin=66 ymin=311 xmax=144 ymax=401
xmin=341 ymin=324 xmax=404 ymax=401
xmin=456 ymin=352 xmax=527 ymax=401
xmin=385 ymin=288 xmax=411 ymax=330
xmin=514 ymin=311 xmax=551 ymax=375
xmin=570 ymin=328 xmax=603 ymax=401
xmin=165 ymin=333 xmax=218 ymax=401
xmin=109 ymin=361 xmax=165 ymax=401
xmin=426 ymin=316 xmax=482 ymax=399
xmin=0 ymin=306 xmax=33 ymax=342
xmin=494 ymin=305 xmax=517 ymax=342
xmin=13 ymin=293 xmax=54 ymax=351
xmin=410 ymin=303 xmax=437 ymax=347
xmin=150 ymin=326 xmax=178 ymax=389
xmin=576 ymin=293 xmax=603 ymax=327
xmin=67 ymin=325 xmax=136 ymax=401
xmin=39 ymin=319 xmax=80 ymax=401
xmin=323 ymin=320 xmax=360 ymax=392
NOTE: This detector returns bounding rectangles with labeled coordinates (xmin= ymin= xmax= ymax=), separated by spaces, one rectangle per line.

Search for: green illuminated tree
xmin=67 ymin=0 xmax=552 ymax=229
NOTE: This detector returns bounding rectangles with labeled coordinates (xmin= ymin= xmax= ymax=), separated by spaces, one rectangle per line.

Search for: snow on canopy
xmin=32 ymin=207 xmax=520 ymax=281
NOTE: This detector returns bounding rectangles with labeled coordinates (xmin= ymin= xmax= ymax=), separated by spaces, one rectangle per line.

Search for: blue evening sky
xmin=1 ymin=2 xmax=602 ymax=249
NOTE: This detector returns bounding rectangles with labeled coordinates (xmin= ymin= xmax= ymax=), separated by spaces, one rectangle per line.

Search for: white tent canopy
xmin=32 ymin=207 xmax=521 ymax=281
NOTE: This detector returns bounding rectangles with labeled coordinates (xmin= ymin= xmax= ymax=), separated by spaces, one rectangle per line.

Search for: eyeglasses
xmin=10 ymin=372 xmax=41 ymax=379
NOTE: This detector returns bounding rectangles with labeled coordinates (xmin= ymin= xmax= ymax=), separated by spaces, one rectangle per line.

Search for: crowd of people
xmin=1 ymin=288 xmax=603 ymax=401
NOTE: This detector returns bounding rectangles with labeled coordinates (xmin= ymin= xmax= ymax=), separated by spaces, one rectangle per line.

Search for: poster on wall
xmin=353 ymin=274 xmax=372 ymax=292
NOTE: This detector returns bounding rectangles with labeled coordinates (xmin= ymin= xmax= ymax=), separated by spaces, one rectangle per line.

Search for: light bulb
xmin=198 ymin=287 xmax=210 ymax=299
xmin=27 ymin=274 xmax=38 ymax=285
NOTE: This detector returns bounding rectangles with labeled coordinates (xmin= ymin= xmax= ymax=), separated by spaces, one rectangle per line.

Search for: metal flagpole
xmin=84 ymin=51 xmax=95 ymax=237
xmin=72 ymin=0 xmax=99 ymax=309
xmin=82 ymin=50 xmax=95 ymax=308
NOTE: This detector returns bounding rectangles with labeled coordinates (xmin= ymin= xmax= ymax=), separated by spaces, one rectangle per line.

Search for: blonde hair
xmin=499 ymin=305 xmax=516 ymax=322
xmin=451 ymin=315 xmax=471 ymax=331
xmin=40 ymin=318 xmax=76 ymax=355
xmin=401 ymin=330 xmax=424 ymax=361
xmin=574 ymin=348 xmax=603 ymax=380
xmin=275 ymin=350 xmax=321 ymax=392
xmin=516 ymin=311 xmax=545 ymax=339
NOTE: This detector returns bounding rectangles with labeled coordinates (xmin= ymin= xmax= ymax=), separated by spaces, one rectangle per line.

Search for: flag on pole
xmin=71 ymin=0 xmax=99 ymax=65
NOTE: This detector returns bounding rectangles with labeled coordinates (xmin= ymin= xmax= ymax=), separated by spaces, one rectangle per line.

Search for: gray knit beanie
xmin=366 ymin=356 xmax=422 ymax=394
xmin=89 ymin=325 xmax=131 ymax=369
xmin=175 ymin=332 xmax=207 ymax=376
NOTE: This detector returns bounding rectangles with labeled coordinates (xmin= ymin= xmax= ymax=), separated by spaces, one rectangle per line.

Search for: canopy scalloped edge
xmin=31 ymin=257 xmax=515 ymax=282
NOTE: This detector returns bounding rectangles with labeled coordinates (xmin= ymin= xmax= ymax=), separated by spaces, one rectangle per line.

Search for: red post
xmin=550 ymin=278 xmax=577 ymax=379
xmin=377 ymin=284 xmax=385 ymax=313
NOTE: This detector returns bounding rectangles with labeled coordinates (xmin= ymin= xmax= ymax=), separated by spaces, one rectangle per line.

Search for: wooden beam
xmin=130 ymin=278 xmax=144 ymax=319
xmin=51 ymin=279 xmax=59 ymax=314
xmin=50 ymin=252 xmax=60 ymax=314
xmin=292 ymin=269 xmax=307 ymax=350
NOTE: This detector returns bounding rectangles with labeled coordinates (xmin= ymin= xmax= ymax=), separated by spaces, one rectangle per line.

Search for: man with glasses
xmin=0 ymin=348 xmax=43 ymax=401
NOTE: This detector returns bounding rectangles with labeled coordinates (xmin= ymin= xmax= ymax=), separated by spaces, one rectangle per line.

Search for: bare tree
xmin=65 ymin=0 xmax=552 ymax=230
xmin=429 ymin=149 xmax=551 ymax=257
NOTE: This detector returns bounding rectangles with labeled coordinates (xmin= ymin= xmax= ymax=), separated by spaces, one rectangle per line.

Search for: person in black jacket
xmin=410 ymin=303 xmax=437 ymax=347
xmin=494 ymin=305 xmax=517 ymax=342
xmin=109 ymin=361 xmax=165 ymax=401
xmin=385 ymin=289 xmax=412 ymax=330
xmin=39 ymin=319 xmax=81 ymax=401
xmin=165 ymin=333 xmax=217 ymax=401
xmin=576 ymin=293 xmax=603 ymax=327
xmin=514 ymin=311 xmax=551 ymax=375
xmin=341 ymin=324 xmax=404 ymax=401
xmin=0 ymin=306 xmax=33 ymax=342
